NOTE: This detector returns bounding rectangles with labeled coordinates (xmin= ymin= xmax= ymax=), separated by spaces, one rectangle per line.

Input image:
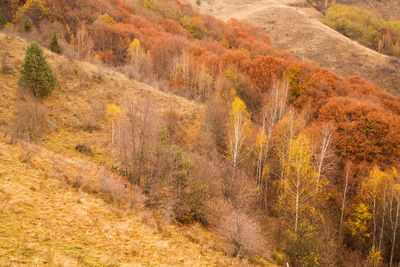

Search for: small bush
xmin=75 ymin=143 xmax=93 ymax=155
xmin=9 ymin=93 xmax=46 ymax=143
xmin=217 ymin=208 xmax=264 ymax=257
xmin=1 ymin=50 xmax=9 ymax=73
xmin=23 ymin=17 xmax=33 ymax=32
xmin=49 ymin=32 xmax=61 ymax=54
xmin=0 ymin=8 xmax=7 ymax=28
xmin=179 ymin=16 xmax=206 ymax=39
xmin=281 ymin=222 xmax=320 ymax=267
xmin=20 ymin=142 xmax=39 ymax=163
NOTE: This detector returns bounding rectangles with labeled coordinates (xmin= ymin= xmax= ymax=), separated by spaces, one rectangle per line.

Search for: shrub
xmin=9 ymin=92 xmax=46 ymax=143
xmin=281 ymin=222 xmax=320 ymax=267
xmin=284 ymin=63 xmax=305 ymax=101
xmin=217 ymin=208 xmax=263 ymax=257
xmin=75 ymin=143 xmax=93 ymax=155
xmin=49 ymin=32 xmax=61 ymax=54
xmin=180 ymin=16 xmax=207 ymax=39
xmin=98 ymin=13 xmax=115 ymax=25
xmin=19 ymin=42 xmax=57 ymax=98
xmin=23 ymin=17 xmax=33 ymax=32
xmin=0 ymin=8 xmax=7 ymax=28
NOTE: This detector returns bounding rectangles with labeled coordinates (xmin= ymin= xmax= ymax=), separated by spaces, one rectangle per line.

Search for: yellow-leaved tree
xmin=355 ymin=166 xmax=400 ymax=265
xmin=227 ymin=96 xmax=250 ymax=169
xmin=127 ymin=38 xmax=145 ymax=71
xmin=105 ymin=104 xmax=121 ymax=167
xmin=280 ymin=134 xmax=319 ymax=233
xmin=360 ymin=167 xmax=392 ymax=250
xmin=348 ymin=202 xmax=372 ymax=245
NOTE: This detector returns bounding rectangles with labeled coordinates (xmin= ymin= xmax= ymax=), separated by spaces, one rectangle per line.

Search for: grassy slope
xmin=185 ymin=0 xmax=400 ymax=94
xmin=0 ymin=32 xmax=276 ymax=266
xmin=0 ymin=138 xmax=235 ymax=266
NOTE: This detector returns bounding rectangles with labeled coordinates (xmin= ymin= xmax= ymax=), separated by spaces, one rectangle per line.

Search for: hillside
xmin=0 ymin=31 xmax=202 ymax=160
xmin=2 ymin=0 xmax=400 ymax=265
xmin=0 ymin=137 xmax=235 ymax=266
xmin=0 ymin=32 xmax=269 ymax=266
xmin=185 ymin=0 xmax=400 ymax=94
xmin=337 ymin=0 xmax=400 ymax=20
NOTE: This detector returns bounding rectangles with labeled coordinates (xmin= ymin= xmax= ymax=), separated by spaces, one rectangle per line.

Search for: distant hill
xmin=337 ymin=0 xmax=400 ymax=20
xmin=186 ymin=0 xmax=400 ymax=94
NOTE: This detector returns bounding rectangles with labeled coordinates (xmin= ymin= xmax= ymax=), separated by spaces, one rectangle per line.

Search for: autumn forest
xmin=1 ymin=0 xmax=400 ymax=266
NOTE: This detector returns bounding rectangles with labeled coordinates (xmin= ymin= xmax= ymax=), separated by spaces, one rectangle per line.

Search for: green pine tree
xmin=49 ymin=32 xmax=61 ymax=54
xmin=19 ymin=42 xmax=57 ymax=98
xmin=0 ymin=8 xmax=7 ymax=28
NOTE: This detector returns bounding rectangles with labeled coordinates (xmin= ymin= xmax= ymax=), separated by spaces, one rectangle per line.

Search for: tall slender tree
xmin=228 ymin=96 xmax=250 ymax=169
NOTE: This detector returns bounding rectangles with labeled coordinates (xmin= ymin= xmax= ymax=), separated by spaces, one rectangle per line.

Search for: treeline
xmin=324 ymin=4 xmax=400 ymax=57
xmin=2 ymin=0 xmax=400 ymax=265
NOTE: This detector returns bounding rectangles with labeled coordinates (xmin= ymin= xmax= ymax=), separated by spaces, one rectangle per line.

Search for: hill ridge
xmin=185 ymin=0 xmax=400 ymax=94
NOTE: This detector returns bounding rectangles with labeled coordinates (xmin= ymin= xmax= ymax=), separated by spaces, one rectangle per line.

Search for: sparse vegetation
xmin=9 ymin=92 xmax=46 ymax=143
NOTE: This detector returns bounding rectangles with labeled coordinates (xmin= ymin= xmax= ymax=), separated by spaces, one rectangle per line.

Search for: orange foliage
xmin=249 ymin=56 xmax=288 ymax=92
xmin=318 ymin=97 xmax=400 ymax=166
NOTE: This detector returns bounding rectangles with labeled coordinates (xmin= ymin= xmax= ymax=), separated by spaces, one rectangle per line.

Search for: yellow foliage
xmin=284 ymin=134 xmax=318 ymax=185
xmin=348 ymin=202 xmax=372 ymax=238
xmin=105 ymin=104 xmax=121 ymax=121
xmin=127 ymin=38 xmax=145 ymax=66
xmin=22 ymin=0 xmax=50 ymax=15
xmin=130 ymin=38 xmax=141 ymax=49
xmin=279 ymin=134 xmax=320 ymax=226
xmin=65 ymin=24 xmax=75 ymax=42
xmin=221 ymin=38 xmax=231 ymax=49
xmin=231 ymin=96 xmax=250 ymax=120
xmin=227 ymin=96 xmax=251 ymax=167
xmin=180 ymin=16 xmax=206 ymax=39
xmin=367 ymin=245 xmax=383 ymax=267
xmin=98 ymin=13 xmax=115 ymax=25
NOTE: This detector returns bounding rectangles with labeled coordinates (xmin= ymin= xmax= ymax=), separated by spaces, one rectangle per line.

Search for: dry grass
xmin=184 ymin=0 xmax=400 ymax=94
